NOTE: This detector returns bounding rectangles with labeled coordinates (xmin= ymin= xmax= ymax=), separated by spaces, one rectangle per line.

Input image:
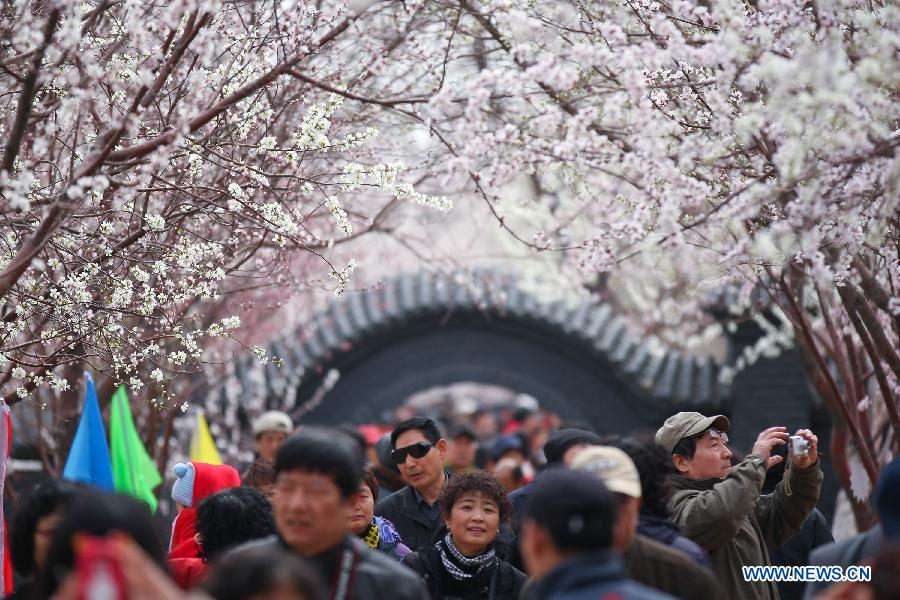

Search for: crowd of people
xmin=6 ymin=405 xmax=900 ymax=600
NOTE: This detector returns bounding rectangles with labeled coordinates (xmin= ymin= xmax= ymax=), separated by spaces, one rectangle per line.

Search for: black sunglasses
xmin=391 ymin=441 xmax=434 ymax=465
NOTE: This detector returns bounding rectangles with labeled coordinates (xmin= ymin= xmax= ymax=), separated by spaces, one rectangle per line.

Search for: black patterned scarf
xmin=436 ymin=532 xmax=496 ymax=581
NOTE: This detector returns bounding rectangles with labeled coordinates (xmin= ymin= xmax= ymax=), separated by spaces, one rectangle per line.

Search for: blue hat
xmin=171 ymin=462 xmax=196 ymax=507
xmin=875 ymin=456 xmax=900 ymax=541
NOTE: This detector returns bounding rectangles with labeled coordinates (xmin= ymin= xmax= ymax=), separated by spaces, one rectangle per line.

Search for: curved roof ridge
xmin=216 ymin=270 xmax=728 ymax=420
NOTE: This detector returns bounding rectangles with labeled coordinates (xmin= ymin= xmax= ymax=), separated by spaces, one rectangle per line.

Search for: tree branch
xmin=106 ymin=16 xmax=355 ymax=163
xmin=2 ymin=9 xmax=60 ymax=174
xmin=839 ymin=282 xmax=900 ymax=382
xmin=287 ymin=69 xmax=430 ymax=106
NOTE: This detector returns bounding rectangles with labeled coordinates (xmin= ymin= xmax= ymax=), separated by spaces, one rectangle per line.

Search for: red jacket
xmin=167 ymin=462 xmax=241 ymax=588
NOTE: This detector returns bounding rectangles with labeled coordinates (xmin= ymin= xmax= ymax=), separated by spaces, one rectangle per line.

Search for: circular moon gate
xmin=216 ymin=272 xmax=728 ymax=435
xmin=197 ymin=271 xmax=835 ymax=520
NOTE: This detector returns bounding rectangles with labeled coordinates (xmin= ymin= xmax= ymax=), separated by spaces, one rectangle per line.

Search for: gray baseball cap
xmin=655 ymin=412 xmax=730 ymax=453
xmin=252 ymin=410 xmax=294 ymax=436
xmin=571 ymin=446 xmax=642 ymax=498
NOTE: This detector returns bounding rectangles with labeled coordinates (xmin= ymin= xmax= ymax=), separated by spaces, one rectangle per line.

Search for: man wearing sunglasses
xmin=656 ymin=412 xmax=823 ymax=600
xmin=375 ymin=417 xmax=450 ymax=551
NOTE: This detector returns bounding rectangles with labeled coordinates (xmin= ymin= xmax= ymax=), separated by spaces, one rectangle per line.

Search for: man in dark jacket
xmin=520 ymin=468 xmax=673 ymax=600
xmin=509 ymin=429 xmax=602 ymax=528
xmin=507 ymin=428 xmax=602 ymax=570
xmin=238 ymin=427 xmax=427 ymax=600
xmin=657 ymin=412 xmax=823 ymax=600
xmin=571 ymin=445 xmax=724 ymax=599
xmin=803 ymin=455 xmax=900 ymax=600
xmin=761 ymin=446 xmax=834 ymax=600
xmin=375 ymin=417 xmax=449 ymax=551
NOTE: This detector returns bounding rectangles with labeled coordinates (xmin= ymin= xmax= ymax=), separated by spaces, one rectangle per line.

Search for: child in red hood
xmin=167 ymin=461 xmax=241 ymax=589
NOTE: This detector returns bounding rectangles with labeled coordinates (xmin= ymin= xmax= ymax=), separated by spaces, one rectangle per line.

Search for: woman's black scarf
xmin=436 ymin=532 xmax=497 ymax=581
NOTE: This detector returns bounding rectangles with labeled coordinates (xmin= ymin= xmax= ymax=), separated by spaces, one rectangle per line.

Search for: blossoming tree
xmin=0 ymin=0 xmax=449 ymax=458
xmin=368 ymin=0 xmax=897 ymax=526
xmin=3 ymin=0 xmax=897 ymax=527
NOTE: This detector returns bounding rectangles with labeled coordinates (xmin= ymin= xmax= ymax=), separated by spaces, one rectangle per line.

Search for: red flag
xmin=1 ymin=402 xmax=12 ymax=595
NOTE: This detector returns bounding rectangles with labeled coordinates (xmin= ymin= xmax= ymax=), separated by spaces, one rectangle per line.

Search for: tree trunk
xmin=54 ymin=358 xmax=85 ymax=468
xmin=830 ymin=424 xmax=876 ymax=530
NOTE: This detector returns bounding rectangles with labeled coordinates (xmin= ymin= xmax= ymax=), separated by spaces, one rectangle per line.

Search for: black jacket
xmin=233 ymin=534 xmax=427 ymax=600
xmin=403 ymin=544 xmax=526 ymax=600
xmin=802 ymin=525 xmax=882 ymax=600
xmin=508 ymin=480 xmax=534 ymax=532
xmin=524 ymin=550 xmax=675 ymax=600
xmin=770 ymin=508 xmax=834 ymax=600
xmin=637 ymin=514 xmax=712 ymax=568
xmin=506 ymin=480 xmax=536 ymax=571
xmin=375 ymin=485 xmax=444 ymax=552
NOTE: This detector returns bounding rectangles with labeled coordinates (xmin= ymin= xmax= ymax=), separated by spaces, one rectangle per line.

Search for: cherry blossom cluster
xmin=0 ymin=0 xmax=447 ymax=406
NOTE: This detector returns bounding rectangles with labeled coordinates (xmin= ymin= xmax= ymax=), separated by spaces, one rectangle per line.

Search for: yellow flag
xmin=190 ymin=413 xmax=223 ymax=465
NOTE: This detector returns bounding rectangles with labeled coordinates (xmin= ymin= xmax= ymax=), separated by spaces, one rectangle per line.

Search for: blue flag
xmin=62 ymin=373 xmax=115 ymax=490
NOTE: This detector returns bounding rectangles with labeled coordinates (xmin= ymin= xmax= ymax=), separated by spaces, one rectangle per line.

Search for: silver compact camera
xmin=789 ymin=435 xmax=810 ymax=456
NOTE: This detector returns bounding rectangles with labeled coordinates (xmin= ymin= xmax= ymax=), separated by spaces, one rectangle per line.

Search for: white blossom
xmin=221 ymin=316 xmax=241 ymax=330
xmin=146 ymin=214 xmax=165 ymax=231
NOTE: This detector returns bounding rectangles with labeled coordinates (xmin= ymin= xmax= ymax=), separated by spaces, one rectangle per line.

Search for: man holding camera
xmin=656 ymin=412 xmax=823 ymax=600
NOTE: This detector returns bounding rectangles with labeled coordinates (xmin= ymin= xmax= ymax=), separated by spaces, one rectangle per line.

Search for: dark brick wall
xmin=728 ymin=321 xmax=839 ymax=520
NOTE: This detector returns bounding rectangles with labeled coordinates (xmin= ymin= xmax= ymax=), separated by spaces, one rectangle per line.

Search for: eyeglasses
xmin=391 ymin=441 xmax=434 ymax=465
xmin=709 ymin=429 xmax=729 ymax=445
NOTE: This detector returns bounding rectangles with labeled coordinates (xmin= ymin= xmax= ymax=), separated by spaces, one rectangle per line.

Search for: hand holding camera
xmin=751 ymin=426 xmax=790 ymax=470
xmin=789 ymin=429 xmax=818 ymax=469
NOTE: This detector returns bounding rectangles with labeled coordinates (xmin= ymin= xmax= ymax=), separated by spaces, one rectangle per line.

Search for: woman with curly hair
xmin=403 ymin=471 xmax=526 ymax=600
xmin=171 ymin=486 xmax=276 ymax=588
xmin=347 ymin=467 xmax=411 ymax=561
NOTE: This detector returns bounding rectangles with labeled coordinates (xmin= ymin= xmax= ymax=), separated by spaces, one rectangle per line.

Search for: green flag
xmin=109 ymin=385 xmax=162 ymax=511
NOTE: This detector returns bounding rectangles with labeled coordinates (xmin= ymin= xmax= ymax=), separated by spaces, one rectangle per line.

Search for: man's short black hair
xmin=390 ymin=417 xmax=442 ymax=448
xmin=671 ymin=429 xmax=707 ymax=459
xmin=275 ymin=427 xmax=364 ymax=498
xmin=543 ymin=428 xmax=602 ymax=465
xmin=612 ymin=437 xmax=674 ymax=519
xmin=523 ymin=468 xmax=616 ymax=553
xmin=196 ymin=487 xmax=276 ymax=560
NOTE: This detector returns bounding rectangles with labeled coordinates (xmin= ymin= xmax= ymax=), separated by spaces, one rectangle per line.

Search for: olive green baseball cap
xmin=655 ymin=412 xmax=731 ymax=453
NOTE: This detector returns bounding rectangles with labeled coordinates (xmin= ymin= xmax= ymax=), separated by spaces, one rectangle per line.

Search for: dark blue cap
xmin=875 ymin=456 xmax=900 ymax=540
